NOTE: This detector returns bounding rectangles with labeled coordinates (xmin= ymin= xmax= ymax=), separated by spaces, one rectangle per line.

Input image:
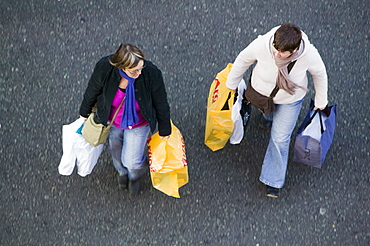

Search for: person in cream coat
xmin=226 ymin=23 xmax=328 ymax=198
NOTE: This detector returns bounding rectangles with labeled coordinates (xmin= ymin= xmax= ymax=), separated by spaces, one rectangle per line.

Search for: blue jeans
xmin=108 ymin=124 xmax=150 ymax=181
xmin=259 ymin=98 xmax=304 ymax=188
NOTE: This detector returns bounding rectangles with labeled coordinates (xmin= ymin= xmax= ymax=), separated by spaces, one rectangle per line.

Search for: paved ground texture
xmin=1 ymin=0 xmax=369 ymax=245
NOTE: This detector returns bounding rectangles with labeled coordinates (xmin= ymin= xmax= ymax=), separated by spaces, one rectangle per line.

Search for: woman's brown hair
xmin=110 ymin=44 xmax=145 ymax=69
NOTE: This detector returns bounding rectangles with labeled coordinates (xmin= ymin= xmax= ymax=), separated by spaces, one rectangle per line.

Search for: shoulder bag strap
xmin=270 ymin=60 xmax=297 ymax=98
xmin=109 ymin=96 xmax=125 ymax=125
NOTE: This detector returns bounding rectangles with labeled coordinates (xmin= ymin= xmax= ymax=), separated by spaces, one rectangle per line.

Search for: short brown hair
xmin=273 ymin=24 xmax=302 ymax=52
xmin=110 ymin=44 xmax=145 ymax=69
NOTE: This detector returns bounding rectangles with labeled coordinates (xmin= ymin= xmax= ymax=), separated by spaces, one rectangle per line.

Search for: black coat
xmin=79 ymin=55 xmax=171 ymax=136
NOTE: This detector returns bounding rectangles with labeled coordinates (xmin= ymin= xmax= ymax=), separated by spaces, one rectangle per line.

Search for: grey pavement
xmin=0 ymin=0 xmax=369 ymax=245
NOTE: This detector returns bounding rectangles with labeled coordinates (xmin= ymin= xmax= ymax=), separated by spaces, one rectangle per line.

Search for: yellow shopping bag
xmin=204 ymin=63 xmax=235 ymax=151
xmin=147 ymin=122 xmax=188 ymax=198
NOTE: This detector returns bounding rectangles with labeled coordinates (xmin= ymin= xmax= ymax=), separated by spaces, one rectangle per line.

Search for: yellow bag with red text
xmin=147 ymin=122 xmax=188 ymax=198
xmin=204 ymin=63 xmax=235 ymax=151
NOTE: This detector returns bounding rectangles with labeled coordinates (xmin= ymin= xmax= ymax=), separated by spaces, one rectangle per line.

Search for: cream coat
xmin=226 ymin=26 xmax=328 ymax=108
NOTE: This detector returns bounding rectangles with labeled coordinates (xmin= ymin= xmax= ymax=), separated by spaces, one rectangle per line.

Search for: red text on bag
xmin=211 ymin=78 xmax=221 ymax=104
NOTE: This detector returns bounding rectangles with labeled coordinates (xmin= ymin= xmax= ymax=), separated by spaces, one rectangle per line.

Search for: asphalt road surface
xmin=1 ymin=0 xmax=369 ymax=245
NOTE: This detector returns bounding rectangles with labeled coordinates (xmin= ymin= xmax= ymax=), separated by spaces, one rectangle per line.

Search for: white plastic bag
xmin=73 ymin=134 xmax=104 ymax=177
xmin=58 ymin=118 xmax=84 ymax=176
xmin=301 ymin=111 xmax=327 ymax=142
xmin=58 ymin=118 xmax=103 ymax=177
xmin=230 ymin=79 xmax=246 ymax=144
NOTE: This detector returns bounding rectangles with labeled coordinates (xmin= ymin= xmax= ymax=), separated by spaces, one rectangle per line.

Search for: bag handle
xmin=304 ymin=108 xmax=325 ymax=134
xmin=109 ymin=96 xmax=125 ymax=126
xmin=270 ymin=60 xmax=297 ymax=98
xmin=318 ymin=111 xmax=324 ymax=134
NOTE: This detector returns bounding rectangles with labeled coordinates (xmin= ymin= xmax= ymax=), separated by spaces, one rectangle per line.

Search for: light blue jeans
xmin=259 ymin=98 xmax=304 ymax=188
xmin=108 ymin=124 xmax=150 ymax=181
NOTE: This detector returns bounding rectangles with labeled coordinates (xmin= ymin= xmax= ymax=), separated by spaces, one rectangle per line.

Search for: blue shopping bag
xmin=293 ymin=100 xmax=337 ymax=168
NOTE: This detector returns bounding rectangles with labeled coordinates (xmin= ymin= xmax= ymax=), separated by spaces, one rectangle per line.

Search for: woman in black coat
xmin=80 ymin=44 xmax=171 ymax=196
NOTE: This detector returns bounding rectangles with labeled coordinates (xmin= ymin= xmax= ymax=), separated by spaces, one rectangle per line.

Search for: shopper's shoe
xmin=259 ymin=114 xmax=272 ymax=130
xmin=266 ymin=185 xmax=279 ymax=198
xmin=118 ymin=174 xmax=128 ymax=189
xmin=129 ymin=179 xmax=141 ymax=197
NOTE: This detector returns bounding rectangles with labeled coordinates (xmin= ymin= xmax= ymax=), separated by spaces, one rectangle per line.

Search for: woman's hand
xmin=160 ymin=135 xmax=170 ymax=140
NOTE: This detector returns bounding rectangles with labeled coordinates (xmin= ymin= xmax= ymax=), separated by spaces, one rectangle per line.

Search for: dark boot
xmin=118 ymin=174 xmax=128 ymax=189
xmin=129 ymin=178 xmax=141 ymax=197
xmin=266 ymin=185 xmax=279 ymax=198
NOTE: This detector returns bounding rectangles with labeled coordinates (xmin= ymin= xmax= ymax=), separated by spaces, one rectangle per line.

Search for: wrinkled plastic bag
xmin=147 ymin=122 xmax=188 ymax=198
xmin=58 ymin=118 xmax=103 ymax=177
xmin=204 ymin=63 xmax=235 ymax=151
xmin=301 ymin=110 xmax=327 ymax=141
xmin=230 ymin=79 xmax=247 ymax=144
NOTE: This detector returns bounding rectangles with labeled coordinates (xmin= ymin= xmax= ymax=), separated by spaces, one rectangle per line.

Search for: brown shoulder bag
xmin=244 ymin=60 xmax=296 ymax=115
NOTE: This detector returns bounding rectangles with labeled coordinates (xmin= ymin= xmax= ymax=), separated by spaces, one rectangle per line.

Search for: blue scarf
xmin=118 ymin=69 xmax=138 ymax=129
